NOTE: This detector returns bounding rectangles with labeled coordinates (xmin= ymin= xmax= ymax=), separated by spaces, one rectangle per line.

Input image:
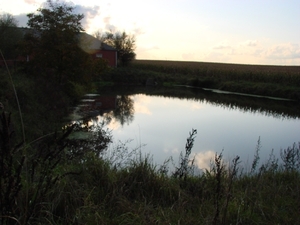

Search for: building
xmin=0 ymin=28 xmax=117 ymax=67
xmin=78 ymin=33 xmax=117 ymax=67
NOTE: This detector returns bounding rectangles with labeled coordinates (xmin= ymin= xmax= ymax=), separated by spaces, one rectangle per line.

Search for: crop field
xmin=133 ymin=59 xmax=300 ymax=74
xmin=132 ymin=59 xmax=300 ymax=85
xmin=124 ymin=59 xmax=300 ymax=100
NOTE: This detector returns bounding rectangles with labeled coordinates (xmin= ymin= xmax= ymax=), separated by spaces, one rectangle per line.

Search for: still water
xmin=71 ymin=87 xmax=300 ymax=171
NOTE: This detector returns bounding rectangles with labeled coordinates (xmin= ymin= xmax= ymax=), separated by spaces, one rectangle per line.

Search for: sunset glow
xmin=1 ymin=0 xmax=299 ymax=65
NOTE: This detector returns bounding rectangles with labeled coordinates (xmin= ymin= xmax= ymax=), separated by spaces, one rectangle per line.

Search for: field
xmin=132 ymin=59 xmax=300 ymax=78
xmin=121 ymin=59 xmax=300 ymax=100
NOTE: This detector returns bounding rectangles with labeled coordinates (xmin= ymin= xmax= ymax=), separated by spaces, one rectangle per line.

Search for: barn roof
xmin=7 ymin=27 xmax=116 ymax=53
xmin=78 ymin=32 xmax=117 ymax=52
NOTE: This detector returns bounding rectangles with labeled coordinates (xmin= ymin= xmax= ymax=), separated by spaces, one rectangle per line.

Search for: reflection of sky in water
xmin=99 ymin=94 xmax=300 ymax=170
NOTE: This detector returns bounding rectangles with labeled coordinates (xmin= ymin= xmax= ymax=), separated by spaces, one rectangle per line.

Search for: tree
xmin=95 ymin=30 xmax=136 ymax=66
xmin=113 ymin=95 xmax=134 ymax=126
xmin=24 ymin=0 xmax=97 ymax=85
xmin=0 ymin=13 xmax=22 ymax=59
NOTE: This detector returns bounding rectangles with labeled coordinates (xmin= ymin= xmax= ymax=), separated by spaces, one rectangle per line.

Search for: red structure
xmin=0 ymin=29 xmax=118 ymax=68
xmin=78 ymin=33 xmax=118 ymax=67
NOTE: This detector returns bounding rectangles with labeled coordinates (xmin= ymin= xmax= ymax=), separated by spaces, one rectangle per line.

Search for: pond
xmin=69 ymin=86 xmax=300 ymax=171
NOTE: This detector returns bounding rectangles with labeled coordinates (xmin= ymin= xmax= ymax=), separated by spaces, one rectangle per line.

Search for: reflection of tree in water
xmin=113 ymin=95 xmax=134 ymax=126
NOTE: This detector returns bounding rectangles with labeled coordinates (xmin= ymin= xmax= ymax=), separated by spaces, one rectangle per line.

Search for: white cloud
xmin=263 ymin=43 xmax=300 ymax=59
xmin=24 ymin=0 xmax=37 ymax=4
xmin=191 ymin=103 xmax=203 ymax=110
xmin=74 ymin=5 xmax=100 ymax=31
xmin=134 ymin=95 xmax=152 ymax=115
xmin=136 ymin=45 xmax=160 ymax=59
xmin=103 ymin=16 xmax=110 ymax=25
xmin=192 ymin=150 xmax=216 ymax=171
xmin=213 ymin=40 xmax=232 ymax=50
xmin=133 ymin=27 xmax=145 ymax=36
xmin=239 ymin=40 xmax=258 ymax=47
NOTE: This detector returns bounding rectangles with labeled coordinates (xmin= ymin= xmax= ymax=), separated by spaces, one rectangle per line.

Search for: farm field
xmin=133 ymin=60 xmax=300 ymax=73
xmin=121 ymin=60 xmax=300 ymax=100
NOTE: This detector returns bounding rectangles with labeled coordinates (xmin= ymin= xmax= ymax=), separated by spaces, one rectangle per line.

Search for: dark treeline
xmin=97 ymin=85 xmax=300 ymax=120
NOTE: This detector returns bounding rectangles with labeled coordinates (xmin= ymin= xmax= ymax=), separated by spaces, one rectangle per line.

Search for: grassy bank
xmin=1 ymin=107 xmax=300 ymax=224
xmin=1 ymin=65 xmax=300 ymax=224
xmin=104 ymin=60 xmax=300 ymax=101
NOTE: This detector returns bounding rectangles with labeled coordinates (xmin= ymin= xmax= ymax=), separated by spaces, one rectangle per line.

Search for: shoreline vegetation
xmin=103 ymin=59 xmax=300 ymax=101
xmin=1 ymin=59 xmax=300 ymax=224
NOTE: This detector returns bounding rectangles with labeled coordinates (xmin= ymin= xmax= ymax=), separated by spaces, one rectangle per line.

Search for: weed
xmin=280 ymin=142 xmax=300 ymax=171
xmin=173 ymin=128 xmax=197 ymax=180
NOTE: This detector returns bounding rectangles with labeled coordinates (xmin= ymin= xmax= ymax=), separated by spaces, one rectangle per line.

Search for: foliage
xmin=96 ymin=30 xmax=136 ymax=66
xmin=1 ymin=51 xmax=300 ymax=223
xmin=126 ymin=60 xmax=300 ymax=100
xmin=1 ymin=100 xmax=300 ymax=224
xmin=23 ymin=0 xmax=105 ymax=87
xmin=173 ymin=128 xmax=197 ymax=180
xmin=0 ymin=13 xmax=23 ymax=59
xmin=0 ymin=112 xmax=112 ymax=224
xmin=113 ymin=95 xmax=134 ymax=126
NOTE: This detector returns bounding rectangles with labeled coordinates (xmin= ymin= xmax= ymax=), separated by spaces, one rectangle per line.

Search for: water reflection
xmin=192 ymin=150 xmax=216 ymax=171
xmin=69 ymin=87 xmax=300 ymax=169
xmin=73 ymin=94 xmax=134 ymax=126
xmin=114 ymin=95 xmax=134 ymax=126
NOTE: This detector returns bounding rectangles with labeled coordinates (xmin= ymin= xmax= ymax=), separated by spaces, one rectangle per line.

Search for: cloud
xmin=24 ymin=0 xmax=37 ymax=4
xmin=135 ymin=45 xmax=160 ymax=59
xmin=103 ymin=16 xmax=111 ymax=25
xmin=105 ymin=24 xmax=117 ymax=32
xmin=163 ymin=146 xmax=179 ymax=154
xmin=213 ymin=41 xmax=232 ymax=50
xmin=239 ymin=40 xmax=258 ymax=47
xmin=135 ymin=105 xmax=152 ymax=115
xmin=74 ymin=5 xmax=100 ymax=31
xmin=134 ymin=94 xmax=152 ymax=115
xmin=13 ymin=3 xmax=101 ymax=31
xmin=263 ymin=43 xmax=300 ymax=59
xmin=192 ymin=150 xmax=216 ymax=171
xmin=133 ymin=27 xmax=145 ymax=36
xmin=191 ymin=102 xmax=203 ymax=110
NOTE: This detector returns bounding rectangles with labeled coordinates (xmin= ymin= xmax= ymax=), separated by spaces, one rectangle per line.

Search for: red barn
xmin=0 ymin=29 xmax=118 ymax=68
xmin=78 ymin=33 xmax=118 ymax=67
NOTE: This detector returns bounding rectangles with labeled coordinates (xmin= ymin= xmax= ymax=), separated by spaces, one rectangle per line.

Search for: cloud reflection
xmin=191 ymin=102 xmax=203 ymax=110
xmin=134 ymin=94 xmax=152 ymax=115
xmin=192 ymin=150 xmax=216 ymax=171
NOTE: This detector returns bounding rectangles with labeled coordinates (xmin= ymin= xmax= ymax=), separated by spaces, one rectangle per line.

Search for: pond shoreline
xmin=103 ymin=60 xmax=300 ymax=101
xmin=174 ymin=85 xmax=295 ymax=101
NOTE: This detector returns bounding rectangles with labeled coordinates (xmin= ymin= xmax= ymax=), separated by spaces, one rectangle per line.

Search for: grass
xmin=2 ymin=105 xmax=300 ymax=224
xmin=105 ymin=59 xmax=300 ymax=101
xmin=50 ymin=137 xmax=300 ymax=224
xmin=1 ymin=59 xmax=300 ymax=224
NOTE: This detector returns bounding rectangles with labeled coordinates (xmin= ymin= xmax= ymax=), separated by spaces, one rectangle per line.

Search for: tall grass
xmin=1 ymin=56 xmax=300 ymax=223
xmin=1 ymin=105 xmax=300 ymax=224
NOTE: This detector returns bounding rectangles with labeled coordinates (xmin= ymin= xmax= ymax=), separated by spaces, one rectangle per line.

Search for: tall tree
xmin=0 ymin=13 xmax=22 ymax=59
xmin=96 ymin=30 xmax=136 ymax=66
xmin=25 ymin=0 xmax=90 ymax=84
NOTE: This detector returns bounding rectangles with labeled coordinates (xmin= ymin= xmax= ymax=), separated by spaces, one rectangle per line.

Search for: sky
xmin=1 ymin=0 xmax=300 ymax=65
